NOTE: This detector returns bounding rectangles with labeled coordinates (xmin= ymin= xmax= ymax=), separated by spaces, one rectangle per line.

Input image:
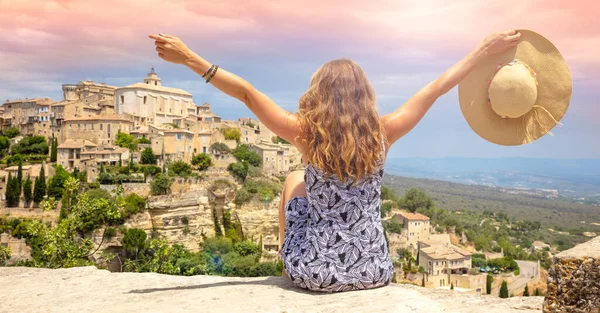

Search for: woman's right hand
xmin=478 ymin=30 xmax=521 ymax=55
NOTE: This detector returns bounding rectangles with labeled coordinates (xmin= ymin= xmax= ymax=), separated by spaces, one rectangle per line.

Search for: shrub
xmin=235 ymin=188 xmax=253 ymax=204
xmin=4 ymin=127 xmax=20 ymax=138
xmin=380 ymin=202 xmax=393 ymax=218
xmin=142 ymin=165 xmax=161 ymax=177
xmin=105 ymin=227 xmax=116 ymax=240
xmin=140 ymin=148 xmax=156 ymax=165
xmin=233 ymin=241 xmax=260 ymax=256
xmin=499 ymin=280 xmax=509 ymax=298
xmin=486 ymin=274 xmax=494 ymax=294
xmin=123 ymin=193 xmax=147 ymax=216
xmin=150 ymin=174 xmax=172 ymax=195
xmin=11 ymin=136 xmax=49 ymax=155
xmin=181 ymin=216 xmax=189 ymax=225
xmin=383 ymin=219 xmax=402 ymax=234
xmin=222 ymin=128 xmax=241 ymax=142
xmin=191 ymin=153 xmax=212 ymax=171
xmin=228 ymin=162 xmax=248 ymax=181
xmin=97 ymin=172 xmax=114 ymax=184
xmin=168 ymin=161 xmax=192 ymax=177
xmin=210 ymin=142 xmax=230 ymax=154
xmin=84 ymin=188 xmax=111 ymax=200
xmin=231 ymin=145 xmax=261 ymax=167
xmin=138 ymin=137 xmax=151 ymax=144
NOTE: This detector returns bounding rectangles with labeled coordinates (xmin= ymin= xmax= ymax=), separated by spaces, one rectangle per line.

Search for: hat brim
xmin=458 ymin=29 xmax=572 ymax=146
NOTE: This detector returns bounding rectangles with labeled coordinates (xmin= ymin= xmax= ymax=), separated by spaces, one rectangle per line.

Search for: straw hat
xmin=458 ymin=30 xmax=572 ymax=146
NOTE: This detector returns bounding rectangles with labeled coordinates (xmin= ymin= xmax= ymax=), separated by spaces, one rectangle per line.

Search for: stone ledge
xmin=544 ymin=236 xmax=600 ymax=313
xmin=0 ymin=266 xmax=542 ymax=313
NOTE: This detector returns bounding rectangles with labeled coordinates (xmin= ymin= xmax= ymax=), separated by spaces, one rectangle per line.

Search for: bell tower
xmin=143 ymin=66 xmax=162 ymax=86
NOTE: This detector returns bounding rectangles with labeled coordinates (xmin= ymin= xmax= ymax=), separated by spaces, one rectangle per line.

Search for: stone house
xmin=393 ymin=212 xmax=432 ymax=250
xmin=419 ymin=243 xmax=473 ymax=289
xmin=57 ymin=139 xmax=99 ymax=169
xmin=60 ymin=115 xmax=135 ymax=146
xmin=250 ymin=142 xmax=295 ymax=174
xmin=1 ymin=98 xmax=54 ymax=136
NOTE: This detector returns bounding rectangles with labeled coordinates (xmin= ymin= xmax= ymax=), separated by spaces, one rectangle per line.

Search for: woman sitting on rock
xmin=149 ymin=30 xmax=520 ymax=292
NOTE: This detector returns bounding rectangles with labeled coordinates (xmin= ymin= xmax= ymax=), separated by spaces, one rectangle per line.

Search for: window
xmin=202 ymin=147 xmax=207 ymax=153
xmin=91 ymin=124 xmax=94 ymax=130
xmin=78 ymin=124 xmax=81 ymax=129
xmin=100 ymin=124 xmax=103 ymax=130
xmin=202 ymin=137 xmax=207 ymax=144
xmin=143 ymin=96 xmax=147 ymax=104
xmin=120 ymin=95 xmax=124 ymax=104
xmin=176 ymin=134 xmax=182 ymax=140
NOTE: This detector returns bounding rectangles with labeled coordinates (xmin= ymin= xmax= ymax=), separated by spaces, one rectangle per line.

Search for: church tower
xmin=143 ymin=67 xmax=162 ymax=86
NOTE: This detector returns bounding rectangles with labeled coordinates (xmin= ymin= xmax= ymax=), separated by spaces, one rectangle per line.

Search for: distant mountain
xmin=384 ymin=157 xmax=600 ymax=197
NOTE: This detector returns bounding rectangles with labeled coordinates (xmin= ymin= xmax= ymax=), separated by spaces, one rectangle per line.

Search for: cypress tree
xmin=499 ymin=280 xmax=509 ymax=298
xmin=33 ymin=166 xmax=46 ymax=203
xmin=6 ymin=173 xmax=20 ymax=207
xmin=259 ymin=235 xmax=263 ymax=254
xmin=523 ymin=284 xmax=530 ymax=297
xmin=212 ymin=207 xmax=223 ymax=237
xmin=23 ymin=176 xmax=33 ymax=204
xmin=50 ymin=137 xmax=58 ymax=162
xmin=451 ymin=283 xmax=454 ymax=290
xmin=16 ymin=161 xmax=23 ymax=192
xmin=421 ymin=276 xmax=425 ymax=287
xmin=486 ymin=274 xmax=494 ymax=295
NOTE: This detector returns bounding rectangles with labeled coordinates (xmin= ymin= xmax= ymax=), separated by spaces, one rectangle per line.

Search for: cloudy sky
xmin=1 ymin=0 xmax=598 ymax=158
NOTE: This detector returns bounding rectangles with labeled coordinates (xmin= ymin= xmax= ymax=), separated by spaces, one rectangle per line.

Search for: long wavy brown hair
xmin=296 ymin=59 xmax=386 ymax=184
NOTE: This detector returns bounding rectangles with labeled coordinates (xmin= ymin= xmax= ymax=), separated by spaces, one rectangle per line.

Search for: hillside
xmin=382 ymin=174 xmax=600 ymax=232
xmin=0 ymin=266 xmax=543 ymax=313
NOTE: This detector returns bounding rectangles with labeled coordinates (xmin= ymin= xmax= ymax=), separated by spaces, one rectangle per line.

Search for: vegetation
xmin=222 ymin=128 xmax=241 ymax=142
xmin=33 ymin=166 xmax=46 ymax=203
xmin=234 ymin=178 xmax=283 ymax=204
xmin=115 ymin=131 xmax=138 ymax=152
xmin=523 ymin=284 xmax=530 ymax=296
xmin=382 ymin=218 xmax=402 ymax=234
xmin=50 ymin=137 xmax=58 ymax=163
xmin=231 ymin=145 xmax=261 ymax=167
xmin=210 ymin=142 xmax=230 ymax=154
xmin=22 ymin=176 xmax=33 ymax=204
xmin=11 ymin=136 xmax=49 ymax=156
xmin=168 ymin=161 xmax=192 ymax=177
xmin=140 ymin=148 xmax=156 ymax=165
xmin=228 ymin=162 xmax=248 ymax=181
xmin=486 ymin=274 xmax=494 ymax=295
xmin=191 ymin=153 xmax=212 ymax=171
xmin=0 ymin=245 xmax=10 ymax=266
xmin=150 ymin=174 xmax=172 ymax=195
xmin=5 ymin=173 xmax=20 ymax=207
xmin=4 ymin=127 xmax=20 ymax=139
xmin=499 ymin=280 xmax=509 ymax=298
xmin=138 ymin=137 xmax=151 ymax=144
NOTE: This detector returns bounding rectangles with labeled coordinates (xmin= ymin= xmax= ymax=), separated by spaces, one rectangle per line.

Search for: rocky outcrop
xmin=0 ymin=266 xmax=543 ymax=313
xmin=544 ymin=235 xmax=600 ymax=313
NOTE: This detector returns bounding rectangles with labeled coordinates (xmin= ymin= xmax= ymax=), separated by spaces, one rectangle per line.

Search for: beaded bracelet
xmin=201 ymin=65 xmax=214 ymax=78
xmin=206 ymin=65 xmax=219 ymax=83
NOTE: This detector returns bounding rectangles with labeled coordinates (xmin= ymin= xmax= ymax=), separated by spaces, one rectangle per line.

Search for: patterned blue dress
xmin=280 ymin=156 xmax=394 ymax=292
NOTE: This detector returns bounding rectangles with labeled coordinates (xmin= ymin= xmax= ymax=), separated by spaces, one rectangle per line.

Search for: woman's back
xmin=280 ymin=152 xmax=394 ymax=292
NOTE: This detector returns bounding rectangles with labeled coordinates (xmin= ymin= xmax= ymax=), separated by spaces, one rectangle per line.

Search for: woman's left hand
xmin=149 ymin=33 xmax=194 ymax=64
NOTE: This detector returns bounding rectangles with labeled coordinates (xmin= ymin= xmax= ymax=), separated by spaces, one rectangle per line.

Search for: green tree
xmin=210 ymin=142 xmax=230 ymax=154
xmin=22 ymin=176 xmax=33 ymax=204
xmin=11 ymin=135 xmax=49 ymax=155
xmin=451 ymin=283 xmax=454 ymax=290
xmin=122 ymin=228 xmax=147 ymax=260
xmin=33 ymin=166 xmax=46 ymax=203
xmin=499 ymin=280 xmax=509 ymax=298
xmin=222 ymin=128 xmax=241 ymax=142
xmin=212 ymin=207 xmax=223 ymax=237
xmin=421 ymin=276 xmax=425 ymax=287
xmin=523 ymin=284 xmax=530 ymax=297
xmin=150 ymin=173 xmax=171 ymax=195
xmin=138 ymin=137 xmax=151 ymax=144
xmin=50 ymin=137 xmax=58 ymax=162
xmin=486 ymin=274 xmax=494 ymax=295
xmin=4 ymin=127 xmax=20 ymax=139
xmin=115 ymin=131 xmax=138 ymax=152
xmin=534 ymin=288 xmax=542 ymax=296
xmin=0 ymin=245 xmax=10 ymax=266
xmin=168 ymin=161 xmax=192 ymax=177
xmin=0 ymin=136 xmax=10 ymax=151
xmin=16 ymin=161 xmax=23 ymax=191
xmin=47 ymin=165 xmax=70 ymax=198
xmin=231 ymin=145 xmax=261 ymax=167
xmin=191 ymin=153 xmax=212 ymax=171
xmin=140 ymin=147 xmax=156 ymax=165
xmin=228 ymin=162 xmax=248 ymax=181
xmin=5 ymin=173 xmax=19 ymax=207
xmin=400 ymin=188 xmax=433 ymax=213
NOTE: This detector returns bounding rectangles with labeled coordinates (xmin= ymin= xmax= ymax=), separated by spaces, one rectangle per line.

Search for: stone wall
xmin=543 ymin=235 xmax=600 ymax=313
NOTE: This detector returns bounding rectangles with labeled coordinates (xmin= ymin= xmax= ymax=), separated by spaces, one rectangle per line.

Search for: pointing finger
xmin=149 ymin=34 xmax=167 ymax=43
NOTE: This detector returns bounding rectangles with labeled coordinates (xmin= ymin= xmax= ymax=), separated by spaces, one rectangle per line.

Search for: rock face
xmin=0 ymin=266 xmax=543 ymax=313
xmin=544 ymin=236 xmax=600 ymax=313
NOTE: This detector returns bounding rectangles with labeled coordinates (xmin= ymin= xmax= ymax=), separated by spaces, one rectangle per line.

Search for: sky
xmin=1 ymin=0 xmax=598 ymax=159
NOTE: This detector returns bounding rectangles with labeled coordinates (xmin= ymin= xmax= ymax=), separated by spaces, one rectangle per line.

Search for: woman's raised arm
xmin=149 ymin=33 xmax=300 ymax=145
xmin=381 ymin=30 xmax=521 ymax=146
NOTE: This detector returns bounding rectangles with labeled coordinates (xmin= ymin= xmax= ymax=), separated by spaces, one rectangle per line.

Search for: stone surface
xmin=0 ymin=266 xmax=543 ymax=313
xmin=543 ymin=236 xmax=600 ymax=313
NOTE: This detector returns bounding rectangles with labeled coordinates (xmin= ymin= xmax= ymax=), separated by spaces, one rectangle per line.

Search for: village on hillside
xmin=0 ymin=67 xmax=303 ymax=183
